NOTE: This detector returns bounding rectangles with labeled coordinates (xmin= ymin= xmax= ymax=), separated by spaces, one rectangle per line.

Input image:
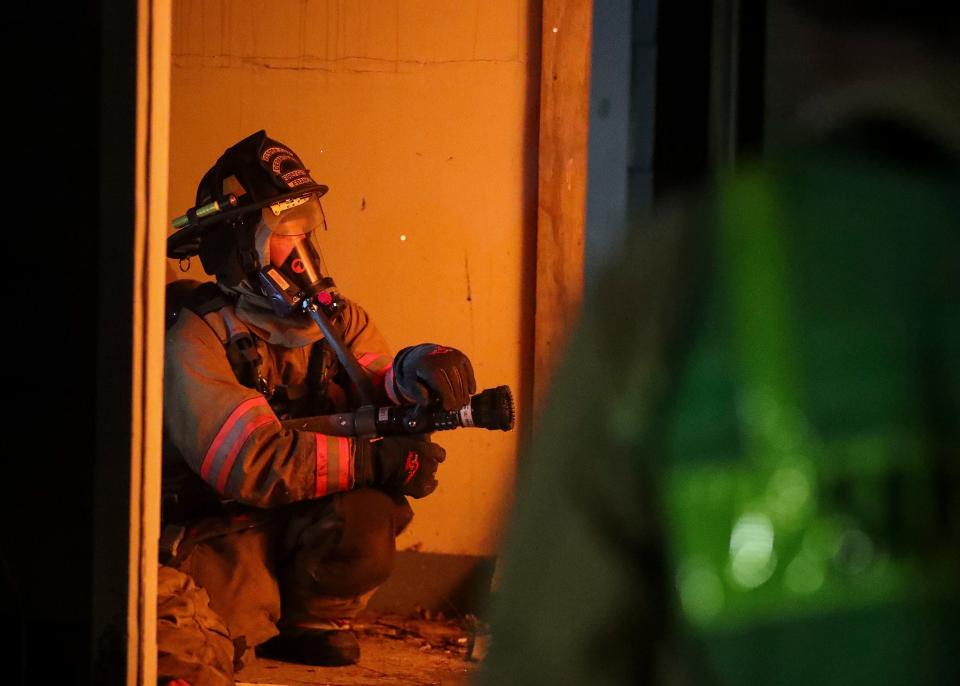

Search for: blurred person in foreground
xmin=477 ymin=3 xmax=959 ymax=685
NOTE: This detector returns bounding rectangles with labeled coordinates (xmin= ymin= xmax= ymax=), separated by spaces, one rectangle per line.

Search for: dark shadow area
xmin=518 ymin=0 xmax=543 ymax=459
xmin=3 ymin=3 xmax=102 ymax=684
xmin=368 ymin=551 xmax=497 ymax=621
xmin=652 ymin=0 xmax=713 ymax=200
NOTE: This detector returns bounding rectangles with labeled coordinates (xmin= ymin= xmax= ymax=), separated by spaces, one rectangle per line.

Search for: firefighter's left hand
xmin=390 ymin=344 xmax=476 ymax=410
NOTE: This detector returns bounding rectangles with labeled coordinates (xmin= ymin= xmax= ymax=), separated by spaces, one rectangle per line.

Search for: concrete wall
xmin=168 ymin=0 xmax=537 ymax=557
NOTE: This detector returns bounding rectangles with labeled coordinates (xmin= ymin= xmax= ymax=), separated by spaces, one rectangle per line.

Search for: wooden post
xmin=533 ymin=0 xmax=593 ymax=413
xmin=92 ymin=0 xmax=169 ymax=683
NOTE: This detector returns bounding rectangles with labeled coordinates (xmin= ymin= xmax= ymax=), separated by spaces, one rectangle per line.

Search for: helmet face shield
xmin=261 ymin=192 xmax=326 ymax=236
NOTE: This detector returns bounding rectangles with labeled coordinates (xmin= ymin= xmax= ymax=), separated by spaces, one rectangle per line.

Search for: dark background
xmin=4 ymin=2 xmax=110 ymax=684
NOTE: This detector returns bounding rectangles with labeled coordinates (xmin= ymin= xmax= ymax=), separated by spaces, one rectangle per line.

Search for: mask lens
xmin=269 ymin=233 xmax=327 ymax=293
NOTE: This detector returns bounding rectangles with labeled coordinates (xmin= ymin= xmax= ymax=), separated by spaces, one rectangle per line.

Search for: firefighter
xmin=157 ymin=130 xmax=475 ymax=685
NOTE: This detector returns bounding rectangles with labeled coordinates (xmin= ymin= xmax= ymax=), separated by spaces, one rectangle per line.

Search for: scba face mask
xmin=254 ymin=193 xmax=337 ymax=317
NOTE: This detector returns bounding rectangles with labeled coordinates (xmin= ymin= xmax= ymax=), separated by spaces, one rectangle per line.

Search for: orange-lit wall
xmin=168 ymin=0 xmax=537 ymax=556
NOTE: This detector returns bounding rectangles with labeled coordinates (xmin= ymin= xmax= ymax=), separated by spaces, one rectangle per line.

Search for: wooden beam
xmin=136 ymin=0 xmax=171 ymax=683
xmin=92 ymin=1 xmax=169 ymax=683
xmin=534 ymin=0 xmax=593 ymax=412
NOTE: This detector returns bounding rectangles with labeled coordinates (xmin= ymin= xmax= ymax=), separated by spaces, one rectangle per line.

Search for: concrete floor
xmin=236 ymin=613 xmax=486 ymax=686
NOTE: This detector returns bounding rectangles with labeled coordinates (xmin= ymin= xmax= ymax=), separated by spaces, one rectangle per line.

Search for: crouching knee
xmin=285 ymin=488 xmax=413 ymax=597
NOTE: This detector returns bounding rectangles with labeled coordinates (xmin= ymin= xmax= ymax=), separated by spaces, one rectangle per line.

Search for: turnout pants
xmin=157 ymin=488 xmax=413 ymax=686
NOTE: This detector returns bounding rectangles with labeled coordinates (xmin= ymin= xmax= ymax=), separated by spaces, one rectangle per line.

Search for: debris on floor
xmin=236 ymin=611 xmax=491 ymax=686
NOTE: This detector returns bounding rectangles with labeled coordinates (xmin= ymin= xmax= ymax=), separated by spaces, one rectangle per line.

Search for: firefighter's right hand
xmin=357 ymin=436 xmax=446 ymax=499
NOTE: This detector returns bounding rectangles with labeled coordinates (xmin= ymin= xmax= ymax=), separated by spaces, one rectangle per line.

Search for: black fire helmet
xmin=167 ymin=130 xmax=329 ymax=286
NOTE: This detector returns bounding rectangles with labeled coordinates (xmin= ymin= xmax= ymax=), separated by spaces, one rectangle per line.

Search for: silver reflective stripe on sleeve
xmin=458 ymin=405 xmax=475 ymax=428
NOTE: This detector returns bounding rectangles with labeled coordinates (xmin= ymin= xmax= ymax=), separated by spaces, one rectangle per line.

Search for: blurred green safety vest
xmin=661 ymin=138 xmax=959 ymax=685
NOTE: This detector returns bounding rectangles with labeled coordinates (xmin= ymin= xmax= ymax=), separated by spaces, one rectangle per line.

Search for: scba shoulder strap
xmin=166 ymin=280 xmax=269 ymax=395
xmin=166 ymin=279 xmax=221 ymax=329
